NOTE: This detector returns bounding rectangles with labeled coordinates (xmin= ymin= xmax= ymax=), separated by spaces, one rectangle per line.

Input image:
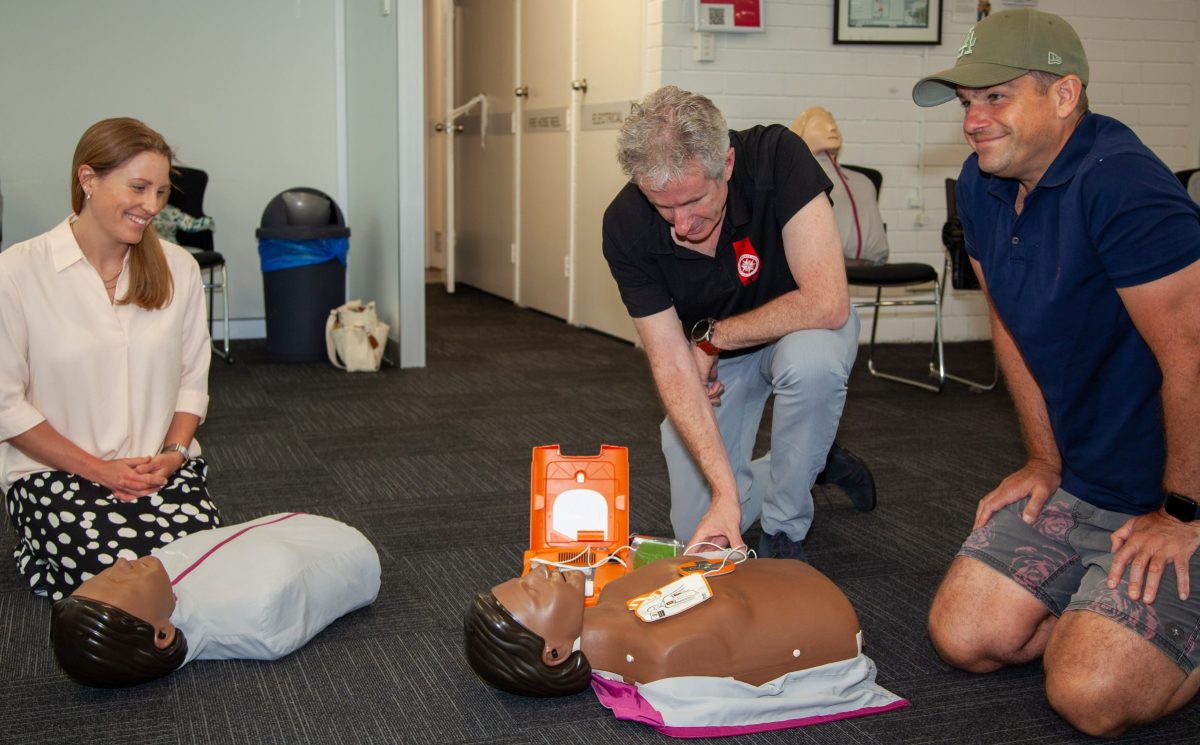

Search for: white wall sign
xmin=523 ymin=108 xmax=568 ymax=132
xmin=581 ymin=102 xmax=631 ymax=131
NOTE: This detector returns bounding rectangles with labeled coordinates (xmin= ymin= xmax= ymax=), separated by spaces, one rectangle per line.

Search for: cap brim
xmin=912 ymin=62 xmax=1031 ymax=107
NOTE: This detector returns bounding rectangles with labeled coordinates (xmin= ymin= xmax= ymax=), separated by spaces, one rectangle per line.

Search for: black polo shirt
xmin=601 ymin=124 xmax=831 ymax=345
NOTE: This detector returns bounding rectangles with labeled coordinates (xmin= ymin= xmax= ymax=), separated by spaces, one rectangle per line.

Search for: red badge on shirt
xmin=733 ymin=238 xmax=761 ymax=285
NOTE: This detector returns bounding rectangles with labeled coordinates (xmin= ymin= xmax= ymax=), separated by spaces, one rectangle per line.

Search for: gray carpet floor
xmin=2 ymin=284 xmax=1198 ymax=744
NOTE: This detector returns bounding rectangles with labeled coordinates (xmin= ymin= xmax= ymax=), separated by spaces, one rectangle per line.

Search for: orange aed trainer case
xmin=522 ymin=444 xmax=630 ymax=606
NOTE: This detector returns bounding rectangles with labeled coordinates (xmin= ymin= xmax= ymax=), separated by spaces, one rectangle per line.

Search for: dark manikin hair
xmin=50 ymin=596 xmax=188 ymax=688
xmin=463 ymin=591 xmax=591 ymax=697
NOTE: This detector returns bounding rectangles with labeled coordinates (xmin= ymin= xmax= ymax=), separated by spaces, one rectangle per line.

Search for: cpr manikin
xmin=51 ymin=513 xmax=381 ymax=687
xmin=791 ymin=107 xmax=889 ymax=266
xmin=464 ymin=557 xmax=906 ymax=736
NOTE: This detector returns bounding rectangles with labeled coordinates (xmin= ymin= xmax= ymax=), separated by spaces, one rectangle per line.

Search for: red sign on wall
xmin=695 ymin=0 xmax=764 ymax=33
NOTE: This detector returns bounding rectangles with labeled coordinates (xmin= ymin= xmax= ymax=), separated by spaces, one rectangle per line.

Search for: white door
xmin=569 ymin=0 xmax=642 ymax=343
xmin=424 ymin=0 xmax=447 ymax=277
xmin=451 ymin=0 xmax=517 ymax=300
xmin=516 ymin=0 xmax=572 ymax=319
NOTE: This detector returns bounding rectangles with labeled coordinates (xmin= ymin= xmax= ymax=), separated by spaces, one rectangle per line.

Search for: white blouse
xmin=0 ymin=217 xmax=210 ymax=492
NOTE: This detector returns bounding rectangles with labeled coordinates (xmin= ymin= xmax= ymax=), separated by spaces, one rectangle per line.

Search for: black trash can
xmin=256 ymin=188 xmax=351 ymax=362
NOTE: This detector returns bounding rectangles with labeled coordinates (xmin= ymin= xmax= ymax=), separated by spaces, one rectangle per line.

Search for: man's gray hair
xmin=616 ymin=86 xmax=729 ymax=191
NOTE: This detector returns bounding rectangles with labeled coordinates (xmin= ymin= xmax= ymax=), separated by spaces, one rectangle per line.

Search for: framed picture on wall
xmin=834 ymin=0 xmax=942 ymax=45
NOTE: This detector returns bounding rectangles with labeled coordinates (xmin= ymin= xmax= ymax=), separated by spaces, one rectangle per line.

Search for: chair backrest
xmin=1176 ymin=168 xmax=1200 ymax=204
xmin=840 ymin=164 xmax=883 ymax=201
xmin=942 ymin=177 xmax=980 ymax=290
xmin=167 ymin=166 xmax=213 ymax=251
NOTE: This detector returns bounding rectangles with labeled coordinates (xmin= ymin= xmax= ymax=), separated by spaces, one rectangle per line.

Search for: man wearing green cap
xmin=913 ymin=8 xmax=1200 ymax=737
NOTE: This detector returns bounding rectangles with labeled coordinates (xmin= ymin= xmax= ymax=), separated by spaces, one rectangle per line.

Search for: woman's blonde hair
xmin=72 ymin=118 xmax=176 ymax=310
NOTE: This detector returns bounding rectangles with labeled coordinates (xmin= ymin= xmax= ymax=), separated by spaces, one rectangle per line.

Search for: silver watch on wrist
xmin=160 ymin=442 xmax=191 ymax=462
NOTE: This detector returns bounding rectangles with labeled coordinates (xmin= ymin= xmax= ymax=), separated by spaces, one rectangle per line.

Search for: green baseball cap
xmin=913 ymin=9 xmax=1089 ymax=107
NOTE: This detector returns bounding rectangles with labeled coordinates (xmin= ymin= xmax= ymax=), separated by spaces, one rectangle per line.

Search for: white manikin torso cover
xmin=813 ymin=152 xmax=890 ymax=265
xmin=591 ymin=647 xmax=908 ymax=737
xmin=152 ymin=513 xmax=381 ymax=665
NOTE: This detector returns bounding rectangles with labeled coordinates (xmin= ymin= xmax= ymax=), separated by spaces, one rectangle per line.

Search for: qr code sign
xmin=696 ymin=1 xmax=760 ymax=32
xmin=697 ymin=2 xmax=737 ymax=30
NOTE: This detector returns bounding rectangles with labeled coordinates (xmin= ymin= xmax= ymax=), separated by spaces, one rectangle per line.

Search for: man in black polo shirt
xmin=602 ymin=86 xmax=871 ymax=558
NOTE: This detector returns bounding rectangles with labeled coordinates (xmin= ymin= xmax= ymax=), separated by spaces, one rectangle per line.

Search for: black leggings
xmin=5 ymin=458 xmax=221 ymax=600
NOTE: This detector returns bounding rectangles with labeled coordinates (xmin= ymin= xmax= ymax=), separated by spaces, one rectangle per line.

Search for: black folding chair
xmin=168 ymin=166 xmax=231 ymax=363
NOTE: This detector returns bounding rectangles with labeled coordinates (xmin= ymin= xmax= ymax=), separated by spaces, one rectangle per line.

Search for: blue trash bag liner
xmin=258 ymin=237 xmax=349 ymax=272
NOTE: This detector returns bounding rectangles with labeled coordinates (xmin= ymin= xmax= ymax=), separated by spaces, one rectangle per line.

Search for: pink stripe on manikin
xmin=170 ymin=512 xmax=303 ymax=585
xmin=830 ymin=154 xmax=864 ymax=261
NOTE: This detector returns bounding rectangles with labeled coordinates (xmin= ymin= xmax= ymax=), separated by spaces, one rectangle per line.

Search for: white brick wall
xmin=647 ymin=0 xmax=1200 ymax=342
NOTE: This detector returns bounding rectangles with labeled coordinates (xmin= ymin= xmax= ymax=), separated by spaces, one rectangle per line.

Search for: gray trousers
xmin=663 ymin=309 xmax=859 ymax=543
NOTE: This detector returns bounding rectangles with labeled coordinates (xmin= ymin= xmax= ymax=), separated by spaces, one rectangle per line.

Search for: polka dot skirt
xmin=4 ymin=458 xmax=221 ymax=600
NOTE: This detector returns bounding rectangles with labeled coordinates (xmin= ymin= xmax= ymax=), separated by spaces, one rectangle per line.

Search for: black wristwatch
xmin=1163 ymin=492 xmax=1198 ymax=523
xmin=690 ymin=317 xmax=721 ymax=356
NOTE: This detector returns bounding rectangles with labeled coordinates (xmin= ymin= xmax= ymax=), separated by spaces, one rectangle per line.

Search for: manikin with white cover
xmin=50 ymin=513 xmax=380 ymax=687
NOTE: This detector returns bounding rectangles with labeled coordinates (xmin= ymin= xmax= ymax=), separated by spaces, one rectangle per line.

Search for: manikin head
xmin=462 ymin=565 xmax=592 ymax=697
xmin=790 ymin=107 xmax=842 ymax=158
xmin=50 ymin=556 xmax=187 ymax=687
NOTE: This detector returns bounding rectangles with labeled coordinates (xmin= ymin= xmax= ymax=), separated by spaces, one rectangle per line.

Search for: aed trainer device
xmin=523 ymin=444 xmax=630 ymax=606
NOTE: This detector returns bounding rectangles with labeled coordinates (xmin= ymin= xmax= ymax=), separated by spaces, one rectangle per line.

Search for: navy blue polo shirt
xmin=958 ymin=113 xmax=1200 ymax=515
xmin=602 ymin=125 xmax=831 ymax=354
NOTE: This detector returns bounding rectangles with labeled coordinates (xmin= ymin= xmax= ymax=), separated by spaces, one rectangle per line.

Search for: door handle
xmin=571 ymin=78 xmax=588 ymax=93
xmin=514 ymin=85 xmax=529 ymax=98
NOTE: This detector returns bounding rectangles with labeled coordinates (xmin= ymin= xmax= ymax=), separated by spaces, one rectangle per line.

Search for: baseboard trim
xmin=210 ymin=319 xmax=266 ymax=340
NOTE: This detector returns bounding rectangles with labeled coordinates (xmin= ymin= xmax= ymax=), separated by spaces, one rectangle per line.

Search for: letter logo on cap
xmin=957 ymin=28 xmax=977 ymax=59
xmin=1048 ymin=51 xmax=1063 ymax=66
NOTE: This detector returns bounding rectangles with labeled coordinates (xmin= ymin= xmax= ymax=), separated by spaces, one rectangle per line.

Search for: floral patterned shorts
xmin=959 ymin=489 xmax=1200 ymax=674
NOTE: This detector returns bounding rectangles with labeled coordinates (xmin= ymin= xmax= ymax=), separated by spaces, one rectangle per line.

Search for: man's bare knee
xmin=928 ymin=593 xmax=1004 ymax=673
xmin=927 ymin=557 xmax=1053 ymax=673
xmin=1045 ymin=611 xmax=1194 ymax=738
xmin=1046 ymin=670 xmax=1141 ymax=738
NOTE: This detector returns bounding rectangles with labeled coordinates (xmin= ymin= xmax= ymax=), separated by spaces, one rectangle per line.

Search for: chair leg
xmin=944 ymin=358 xmax=999 ymax=391
xmin=865 ymin=286 xmax=945 ymax=393
xmin=929 ymin=274 xmax=947 ymax=389
xmin=209 ymin=265 xmax=233 ymax=363
xmin=220 ymin=263 xmax=232 ymax=363
xmin=936 ymin=256 xmax=996 ymax=391
xmin=865 ymin=287 xmax=882 ymax=370
xmin=204 ymin=268 xmax=213 ymax=333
